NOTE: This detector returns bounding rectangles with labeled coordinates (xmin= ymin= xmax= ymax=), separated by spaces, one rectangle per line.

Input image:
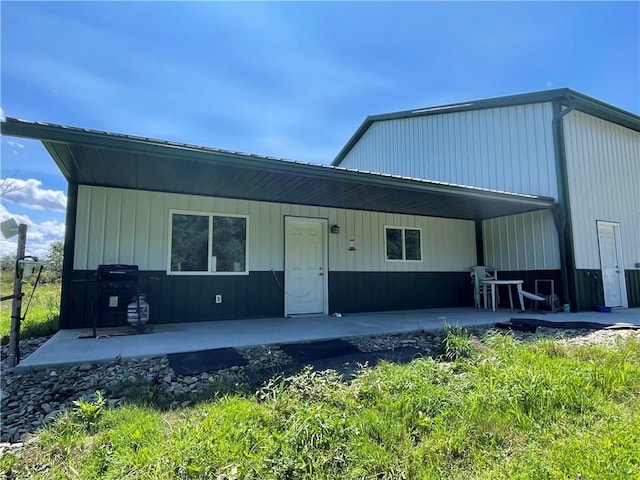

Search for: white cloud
xmin=0 ymin=204 xmax=65 ymax=259
xmin=6 ymin=140 xmax=25 ymax=155
xmin=1 ymin=137 xmax=26 ymax=156
xmin=1 ymin=178 xmax=67 ymax=212
xmin=0 ymin=107 xmax=5 ymax=122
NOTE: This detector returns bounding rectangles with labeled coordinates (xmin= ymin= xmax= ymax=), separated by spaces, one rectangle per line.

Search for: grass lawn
xmin=0 ymin=278 xmax=60 ymax=344
xmin=2 ymin=327 xmax=639 ymax=479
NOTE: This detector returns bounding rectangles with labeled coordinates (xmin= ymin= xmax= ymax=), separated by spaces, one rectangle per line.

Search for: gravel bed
xmin=1 ymin=324 xmax=638 ymax=453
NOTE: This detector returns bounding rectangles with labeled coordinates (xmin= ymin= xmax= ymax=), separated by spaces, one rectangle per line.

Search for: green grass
xmin=3 ymin=329 xmax=639 ymax=479
xmin=0 ymin=278 xmax=60 ymax=344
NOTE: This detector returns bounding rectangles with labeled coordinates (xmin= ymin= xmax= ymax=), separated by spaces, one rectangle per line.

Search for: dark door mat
xmin=279 ymin=339 xmax=361 ymax=364
xmin=168 ymin=348 xmax=248 ymax=375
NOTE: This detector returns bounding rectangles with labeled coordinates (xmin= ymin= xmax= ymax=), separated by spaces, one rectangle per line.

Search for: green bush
xmin=72 ymin=391 xmax=106 ymax=433
xmin=441 ymin=323 xmax=479 ymax=361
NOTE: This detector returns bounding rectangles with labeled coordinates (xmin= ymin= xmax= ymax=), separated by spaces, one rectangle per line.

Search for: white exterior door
xmin=597 ymin=222 xmax=627 ymax=308
xmin=284 ymin=217 xmax=328 ymax=316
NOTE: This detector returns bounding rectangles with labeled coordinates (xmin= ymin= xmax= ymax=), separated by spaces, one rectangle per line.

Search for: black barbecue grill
xmin=94 ymin=264 xmax=139 ymax=336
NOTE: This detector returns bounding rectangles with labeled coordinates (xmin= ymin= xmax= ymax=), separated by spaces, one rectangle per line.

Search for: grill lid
xmin=97 ymin=264 xmax=139 ymax=280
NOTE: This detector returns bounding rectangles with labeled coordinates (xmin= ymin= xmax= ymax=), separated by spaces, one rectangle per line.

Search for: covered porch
xmin=14 ymin=307 xmax=640 ymax=372
xmin=0 ymin=116 xmax=561 ymax=329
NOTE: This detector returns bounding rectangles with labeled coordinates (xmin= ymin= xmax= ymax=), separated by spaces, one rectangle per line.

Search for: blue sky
xmin=1 ymin=1 xmax=638 ymax=258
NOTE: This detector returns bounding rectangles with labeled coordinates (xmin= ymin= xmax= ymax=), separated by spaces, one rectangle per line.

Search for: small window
xmin=385 ymin=226 xmax=422 ymax=261
xmin=171 ymin=214 xmax=209 ymax=272
xmin=169 ymin=210 xmax=248 ymax=274
xmin=212 ymin=216 xmax=247 ymax=272
xmin=386 ymin=228 xmax=403 ymax=260
xmin=404 ymin=229 xmax=422 ymax=261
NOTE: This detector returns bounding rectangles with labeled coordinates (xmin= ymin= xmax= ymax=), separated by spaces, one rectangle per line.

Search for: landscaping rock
xmin=78 ymin=363 xmax=93 ymax=372
xmin=1 ymin=325 xmax=638 ymax=451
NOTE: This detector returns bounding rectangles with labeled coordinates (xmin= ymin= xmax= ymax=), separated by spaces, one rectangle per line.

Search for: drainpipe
xmin=551 ymin=95 xmax=576 ymax=310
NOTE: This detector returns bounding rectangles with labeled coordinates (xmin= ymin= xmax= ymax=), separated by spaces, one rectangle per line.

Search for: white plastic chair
xmin=470 ymin=266 xmax=498 ymax=308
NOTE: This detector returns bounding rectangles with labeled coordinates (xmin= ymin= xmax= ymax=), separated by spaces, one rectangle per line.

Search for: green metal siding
xmin=328 ymin=272 xmax=474 ymax=313
xmin=625 ymin=270 xmax=640 ymax=308
xmin=572 ymin=269 xmax=606 ymax=312
xmin=571 ymin=269 xmax=640 ymax=311
xmin=66 ymin=270 xmax=477 ymax=328
xmin=65 ymin=270 xmax=285 ymax=329
xmin=64 ymin=268 xmax=606 ymax=328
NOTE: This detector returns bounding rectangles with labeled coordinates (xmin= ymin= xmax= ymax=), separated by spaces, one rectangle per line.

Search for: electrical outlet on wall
xmin=215 ymin=294 xmax=222 ymax=304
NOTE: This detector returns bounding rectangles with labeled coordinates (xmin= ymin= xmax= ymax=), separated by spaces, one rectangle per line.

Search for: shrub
xmin=441 ymin=323 xmax=478 ymax=361
xmin=72 ymin=391 xmax=106 ymax=433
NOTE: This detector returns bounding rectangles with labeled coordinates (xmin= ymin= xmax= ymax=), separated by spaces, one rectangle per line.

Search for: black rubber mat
xmin=509 ymin=317 xmax=639 ymax=330
xmin=168 ymin=347 xmax=248 ymax=375
xmin=279 ymin=339 xmax=361 ymax=363
xmin=305 ymin=346 xmax=423 ymax=373
xmin=495 ymin=322 xmax=537 ymax=332
xmin=244 ymin=346 xmax=425 ymax=387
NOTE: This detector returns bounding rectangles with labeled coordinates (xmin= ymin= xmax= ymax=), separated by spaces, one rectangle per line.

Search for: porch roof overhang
xmin=1 ymin=117 xmax=556 ymax=221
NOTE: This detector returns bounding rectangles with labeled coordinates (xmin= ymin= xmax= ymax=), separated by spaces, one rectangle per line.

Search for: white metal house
xmin=1 ymin=88 xmax=638 ymax=329
xmin=333 ymin=89 xmax=640 ymax=313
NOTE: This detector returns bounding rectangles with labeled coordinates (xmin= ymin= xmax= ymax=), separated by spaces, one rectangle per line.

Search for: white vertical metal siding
xmin=563 ymin=111 xmax=640 ymax=269
xmin=74 ymin=186 xmax=477 ymax=272
xmin=483 ymin=209 xmax=560 ymax=270
xmin=74 ymin=186 xmax=167 ymax=270
xmin=341 ymin=102 xmax=558 ymax=198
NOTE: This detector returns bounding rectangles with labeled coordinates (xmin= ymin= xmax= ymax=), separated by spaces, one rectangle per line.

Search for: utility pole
xmin=7 ymin=224 xmax=27 ymax=368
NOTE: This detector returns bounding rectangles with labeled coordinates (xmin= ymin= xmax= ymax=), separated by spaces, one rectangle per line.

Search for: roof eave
xmin=0 ymin=116 xmax=556 ymax=221
xmin=332 ymin=88 xmax=640 ymax=166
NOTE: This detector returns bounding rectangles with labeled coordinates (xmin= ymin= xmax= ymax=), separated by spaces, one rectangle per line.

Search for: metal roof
xmin=1 ymin=117 xmax=555 ymax=221
xmin=332 ymin=88 xmax=640 ymax=166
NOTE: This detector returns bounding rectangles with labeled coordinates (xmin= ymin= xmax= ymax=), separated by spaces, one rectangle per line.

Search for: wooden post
xmin=7 ymin=224 xmax=27 ymax=368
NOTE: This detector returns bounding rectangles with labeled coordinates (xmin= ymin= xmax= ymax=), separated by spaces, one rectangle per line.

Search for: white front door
xmin=597 ymin=221 xmax=627 ymax=308
xmin=284 ymin=217 xmax=328 ymax=316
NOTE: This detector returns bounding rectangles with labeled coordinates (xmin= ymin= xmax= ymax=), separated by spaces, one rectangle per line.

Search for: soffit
xmin=2 ymin=117 xmax=556 ymax=220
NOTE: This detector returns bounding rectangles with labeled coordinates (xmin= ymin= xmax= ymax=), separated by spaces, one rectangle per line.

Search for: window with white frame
xmin=169 ymin=210 xmax=248 ymax=274
xmin=385 ymin=226 xmax=422 ymax=261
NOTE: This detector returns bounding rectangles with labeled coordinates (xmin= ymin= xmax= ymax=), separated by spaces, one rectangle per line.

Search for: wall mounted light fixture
xmin=330 ymin=224 xmax=340 ymax=234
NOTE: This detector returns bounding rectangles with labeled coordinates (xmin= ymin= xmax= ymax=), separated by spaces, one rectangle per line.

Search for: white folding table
xmin=480 ymin=279 xmax=525 ymax=312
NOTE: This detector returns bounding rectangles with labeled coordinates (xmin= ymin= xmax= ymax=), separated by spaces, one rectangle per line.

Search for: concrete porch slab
xmin=12 ymin=307 xmax=640 ymax=372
